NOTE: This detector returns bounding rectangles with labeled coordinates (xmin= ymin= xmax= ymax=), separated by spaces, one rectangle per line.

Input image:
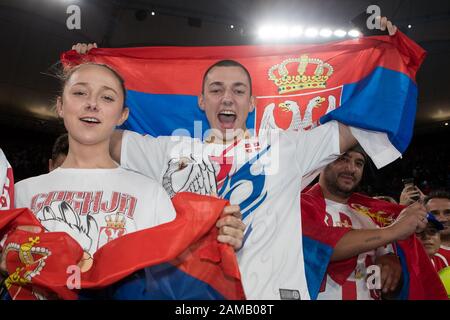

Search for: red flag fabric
xmin=0 ymin=193 xmax=245 ymax=300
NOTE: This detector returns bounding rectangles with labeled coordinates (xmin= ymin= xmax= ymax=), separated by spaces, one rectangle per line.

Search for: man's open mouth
xmin=218 ymin=110 xmax=236 ymax=128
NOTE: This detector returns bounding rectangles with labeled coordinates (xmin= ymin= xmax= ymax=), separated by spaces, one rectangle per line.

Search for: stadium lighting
xmin=258 ymin=25 xmax=274 ymax=39
xmin=151 ymin=11 xmax=155 ymax=16
xmin=408 ymin=24 xmax=412 ymax=29
xmin=275 ymin=25 xmax=290 ymax=38
xmin=319 ymin=28 xmax=332 ymax=37
xmin=445 ymin=122 xmax=449 ymax=126
xmin=230 ymin=24 xmax=234 ymax=29
xmin=348 ymin=29 xmax=361 ymax=37
xmin=334 ymin=29 xmax=347 ymax=37
xmin=305 ymin=27 xmax=318 ymax=38
xmin=289 ymin=26 xmax=303 ymax=38
xmin=256 ymin=25 xmax=362 ymax=41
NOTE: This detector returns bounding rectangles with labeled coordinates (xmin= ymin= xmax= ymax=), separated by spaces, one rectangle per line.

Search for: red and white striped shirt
xmin=318 ymin=199 xmax=393 ymax=300
xmin=432 ymin=246 xmax=450 ymax=272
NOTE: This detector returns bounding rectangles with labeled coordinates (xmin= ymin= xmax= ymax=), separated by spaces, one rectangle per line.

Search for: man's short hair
xmin=51 ymin=133 xmax=69 ymax=161
xmin=424 ymin=190 xmax=450 ymax=205
xmin=201 ymin=60 xmax=253 ymax=95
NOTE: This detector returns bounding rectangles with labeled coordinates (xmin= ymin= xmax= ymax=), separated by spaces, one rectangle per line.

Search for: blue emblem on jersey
xmin=218 ymin=146 xmax=270 ymax=220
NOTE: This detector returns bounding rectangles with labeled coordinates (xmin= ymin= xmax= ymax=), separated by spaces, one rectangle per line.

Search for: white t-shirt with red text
xmin=15 ymin=167 xmax=175 ymax=256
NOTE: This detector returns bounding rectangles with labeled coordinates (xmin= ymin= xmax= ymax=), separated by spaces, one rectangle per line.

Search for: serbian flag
xmin=0 ymin=149 xmax=14 ymax=210
xmin=301 ymin=184 xmax=448 ymax=300
xmin=61 ymin=31 xmax=425 ymax=168
xmin=0 ymin=193 xmax=245 ymax=300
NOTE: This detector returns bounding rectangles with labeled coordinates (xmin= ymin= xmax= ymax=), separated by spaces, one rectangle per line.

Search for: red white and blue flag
xmin=62 ymin=31 xmax=425 ymax=156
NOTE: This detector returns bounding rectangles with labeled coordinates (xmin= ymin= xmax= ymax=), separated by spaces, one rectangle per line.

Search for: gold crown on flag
xmin=105 ymin=214 xmax=126 ymax=228
xmin=268 ymin=54 xmax=334 ymax=94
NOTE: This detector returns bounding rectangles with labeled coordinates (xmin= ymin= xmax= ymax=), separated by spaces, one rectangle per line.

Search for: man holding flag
xmin=66 ymin=17 xmax=430 ymax=299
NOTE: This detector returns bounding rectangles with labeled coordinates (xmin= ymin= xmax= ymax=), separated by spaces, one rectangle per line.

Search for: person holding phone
xmin=400 ymin=178 xmax=426 ymax=206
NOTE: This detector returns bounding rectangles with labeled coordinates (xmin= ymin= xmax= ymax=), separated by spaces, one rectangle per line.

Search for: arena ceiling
xmin=1 ymin=0 xmax=449 ymax=134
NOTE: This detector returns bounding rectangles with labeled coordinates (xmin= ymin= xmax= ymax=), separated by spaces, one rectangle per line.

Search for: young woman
xmin=0 ymin=62 xmax=244 ymax=300
xmin=14 ymin=63 xmax=177 ymax=257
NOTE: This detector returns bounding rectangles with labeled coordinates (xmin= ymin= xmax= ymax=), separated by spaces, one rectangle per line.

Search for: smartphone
xmin=402 ymin=178 xmax=420 ymax=201
xmin=402 ymin=178 xmax=414 ymax=188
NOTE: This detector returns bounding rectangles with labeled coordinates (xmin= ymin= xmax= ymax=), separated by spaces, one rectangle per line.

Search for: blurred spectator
xmin=424 ymin=190 xmax=450 ymax=269
xmin=417 ymin=224 xmax=448 ymax=272
xmin=399 ymin=183 xmax=425 ymax=206
xmin=48 ymin=133 xmax=68 ymax=171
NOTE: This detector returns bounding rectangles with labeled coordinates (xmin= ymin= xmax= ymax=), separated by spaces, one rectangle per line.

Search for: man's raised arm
xmin=331 ymin=202 xmax=428 ymax=261
xmin=338 ymin=123 xmax=357 ymax=154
